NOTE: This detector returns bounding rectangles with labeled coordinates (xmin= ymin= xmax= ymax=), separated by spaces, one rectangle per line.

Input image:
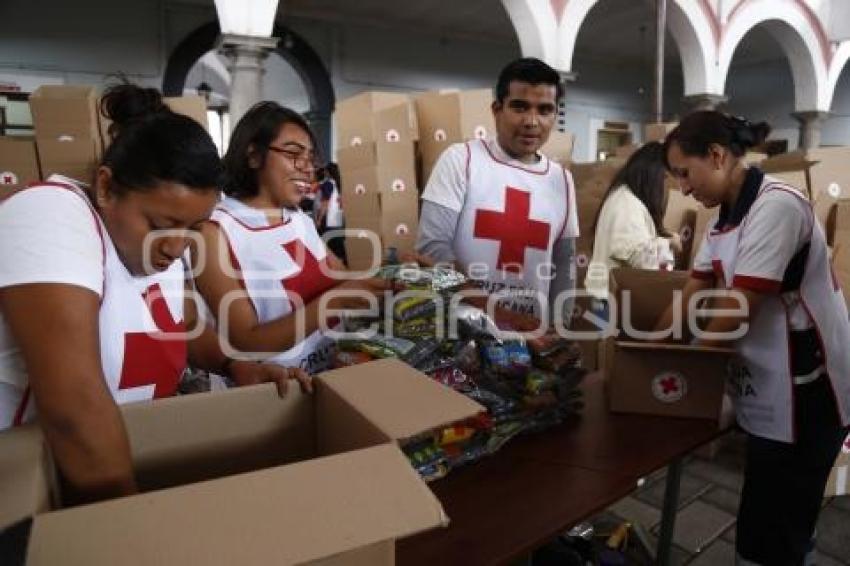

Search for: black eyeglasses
xmin=267 ymin=145 xmax=324 ymax=171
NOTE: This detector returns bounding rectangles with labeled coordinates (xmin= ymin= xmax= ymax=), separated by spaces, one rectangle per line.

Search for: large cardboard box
xmin=0 ymin=359 xmax=482 ymax=565
xmin=335 ymin=92 xmax=417 ymax=148
xmin=340 ymin=164 xmax=418 ymax=217
xmin=603 ymin=268 xmax=735 ymax=420
xmin=831 ymin=200 xmax=850 ymax=305
xmin=825 ymin=432 xmax=850 ymax=497
xmin=338 ymin=140 xmax=416 ymax=176
xmin=569 ymin=160 xmax=621 ymax=268
xmin=541 ymin=131 xmax=575 ymax=166
xmin=0 ymin=136 xmax=40 ymax=197
xmin=644 ymin=122 xmax=677 ymax=143
xmin=415 ymin=89 xmax=495 ymax=184
xmin=760 ymin=150 xmax=817 ymax=200
xmin=98 ymin=94 xmax=210 ymax=150
xmin=663 ymin=188 xmax=699 ymax=270
xmin=29 ymin=85 xmax=101 ymax=183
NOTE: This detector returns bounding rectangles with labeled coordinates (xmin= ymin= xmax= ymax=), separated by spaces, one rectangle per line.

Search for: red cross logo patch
xmin=651 ymin=371 xmax=687 ymax=403
xmin=473 ymin=186 xmax=550 ymax=273
xmin=281 ymin=239 xmax=337 ymax=309
xmin=117 ymin=283 xmax=186 ymax=399
xmin=0 ymin=171 xmax=18 ymax=185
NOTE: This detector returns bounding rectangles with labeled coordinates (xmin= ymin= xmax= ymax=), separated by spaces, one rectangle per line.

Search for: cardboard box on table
xmin=825 ymin=433 xmax=850 ymax=497
xmin=662 ymin=188 xmax=715 ymax=271
xmin=29 ymin=85 xmax=101 ymax=183
xmin=414 ymin=89 xmax=495 ymax=184
xmin=0 ymin=136 xmax=40 ymax=199
xmin=603 ymin=268 xmax=736 ymax=420
xmin=335 ymin=92 xmax=418 ymax=149
xmin=0 ymin=359 xmax=482 ymax=565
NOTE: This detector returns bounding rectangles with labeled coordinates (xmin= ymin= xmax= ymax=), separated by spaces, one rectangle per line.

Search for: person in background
xmin=657 ymin=111 xmax=850 ymax=566
xmin=584 ymin=141 xmax=681 ymax=318
xmin=0 ymin=84 xmax=306 ymax=504
xmin=416 ymin=57 xmax=579 ymax=325
xmin=315 ymin=162 xmax=346 ymax=262
xmin=192 ymin=102 xmax=389 ymax=376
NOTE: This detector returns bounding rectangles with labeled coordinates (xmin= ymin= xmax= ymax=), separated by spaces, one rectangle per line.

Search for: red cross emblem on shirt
xmin=118 ymin=283 xmax=186 ymax=398
xmin=281 ymin=239 xmax=337 ymax=309
xmin=473 ymin=186 xmax=550 ymax=273
xmin=1 ymin=172 xmax=16 ymax=185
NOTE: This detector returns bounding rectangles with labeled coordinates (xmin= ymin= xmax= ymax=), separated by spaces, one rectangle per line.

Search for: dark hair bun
xmin=730 ymin=116 xmax=771 ymax=149
xmin=100 ymin=83 xmax=169 ymax=138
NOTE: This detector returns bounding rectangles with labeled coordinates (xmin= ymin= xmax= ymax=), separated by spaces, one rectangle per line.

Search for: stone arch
xmin=668 ymin=0 xmax=716 ymax=95
xmin=718 ymin=2 xmax=829 ymax=110
xmin=827 ymin=41 xmax=850 ymax=110
xmin=161 ymin=21 xmax=335 ymax=156
xmin=500 ymin=0 xmax=558 ymax=65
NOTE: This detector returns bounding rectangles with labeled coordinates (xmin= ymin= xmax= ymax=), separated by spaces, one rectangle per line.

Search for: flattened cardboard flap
xmin=317 ymin=359 xmax=483 ymax=442
xmin=27 ymin=444 xmax=448 ymax=566
xmin=0 ymin=426 xmax=52 ymax=530
xmin=761 ymin=151 xmax=818 ymax=174
xmin=121 ymin=383 xmax=315 ymax=491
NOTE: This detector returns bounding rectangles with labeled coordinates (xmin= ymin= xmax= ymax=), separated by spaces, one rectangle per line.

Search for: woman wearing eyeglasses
xmin=192 ymin=102 xmax=390 ymax=376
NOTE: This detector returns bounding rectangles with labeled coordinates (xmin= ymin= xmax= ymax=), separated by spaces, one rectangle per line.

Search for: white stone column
xmin=219 ymin=34 xmax=279 ymax=129
xmin=682 ymin=93 xmax=728 ymax=113
xmin=792 ymin=110 xmax=829 ymax=149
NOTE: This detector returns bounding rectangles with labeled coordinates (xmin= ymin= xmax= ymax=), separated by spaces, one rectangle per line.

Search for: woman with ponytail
xmin=656 ymin=111 xmax=850 ymax=565
xmin=0 ymin=83 xmax=307 ymax=503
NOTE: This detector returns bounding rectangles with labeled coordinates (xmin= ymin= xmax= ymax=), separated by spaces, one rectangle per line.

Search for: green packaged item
xmin=393 ymin=294 xmax=437 ymax=322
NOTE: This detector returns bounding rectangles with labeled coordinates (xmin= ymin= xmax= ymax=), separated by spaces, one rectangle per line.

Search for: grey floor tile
xmin=651 ymin=500 xmax=736 ymax=554
xmin=634 ymin=472 xmax=712 ymax=509
xmin=685 ymin=458 xmax=744 ymax=493
xmin=815 ymin=505 xmax=850 ymax=561
xmin=609 ymin=496 xmax=662 ymax=530
xmin=700 ymin=486 xmax=741 ymax=516
xmin=817 ymin=551 xmax=848 ymax=566
xmin=688 ymin=539 xmax=736 ymax=566
xmin=830 ymin=494 xmax=850 ymax=513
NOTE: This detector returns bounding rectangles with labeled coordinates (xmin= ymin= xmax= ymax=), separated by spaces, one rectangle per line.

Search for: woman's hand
xmin=668 ymin=233 xmax=684 ymax=256
xmin=228 ymin=360 xmax=313 ymax=397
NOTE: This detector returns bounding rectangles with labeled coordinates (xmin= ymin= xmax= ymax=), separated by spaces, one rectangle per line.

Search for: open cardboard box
xmin=0 ymin=359 xmax=482 ymax=565
xmin=603 ymin=268 xmax=736 ymax=420
xmin=826 ymin=432 xmax=850 ymax=497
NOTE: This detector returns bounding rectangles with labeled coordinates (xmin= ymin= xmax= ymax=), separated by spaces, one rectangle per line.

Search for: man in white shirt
xmin=417 ymin=58 xmax=579 ymax=323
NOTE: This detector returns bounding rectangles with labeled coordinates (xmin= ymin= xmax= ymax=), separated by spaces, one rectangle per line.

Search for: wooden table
xmin=398 ymin=372 xmax=726 ymax=566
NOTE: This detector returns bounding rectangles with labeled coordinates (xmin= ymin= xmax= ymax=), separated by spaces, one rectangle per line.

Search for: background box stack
xmin=29 ymin=85 xmax=101 ymax=183
xmin=335 ymin=92 xmax=420 ymax=270
xmin=98 ymin=94 xmax=210 ymax=147
xmin=0 ymin=136 xmax=40 ymax=199
xmin=414 ymin=89 xmax=495 ymax=186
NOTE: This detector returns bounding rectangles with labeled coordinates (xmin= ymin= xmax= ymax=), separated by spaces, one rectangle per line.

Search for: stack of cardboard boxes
xmin=336 ymin=92 xmax=420 ymax=270
xmin=1 ymin=85 xmax=208 ymax=198
xmin=414 ymin=89 xmax=495 ymax=185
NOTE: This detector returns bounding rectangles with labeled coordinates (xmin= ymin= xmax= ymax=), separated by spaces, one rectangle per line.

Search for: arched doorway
xmin=724 ymin=25 xmax=800 ymax=151
xmin=162 ymin=22 xmax=335 ymax=158
xmin=570 ymin=0 xmax=684 ymax=161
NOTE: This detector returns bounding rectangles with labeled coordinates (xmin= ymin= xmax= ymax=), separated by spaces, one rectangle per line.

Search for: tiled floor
xmin=595 ymin=431 xmax=850 ymax=565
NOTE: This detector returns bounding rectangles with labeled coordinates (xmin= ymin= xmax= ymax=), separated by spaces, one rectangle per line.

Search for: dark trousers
xmin=736 ymin=375 xmax=848 ymax=565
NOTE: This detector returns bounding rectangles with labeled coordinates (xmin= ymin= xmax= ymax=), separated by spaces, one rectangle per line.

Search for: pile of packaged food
xmin=333 ymin=263 xmax=587 ymax=481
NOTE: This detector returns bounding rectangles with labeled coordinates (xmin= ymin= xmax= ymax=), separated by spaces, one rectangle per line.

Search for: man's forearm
xmin=416 ymin=200 xmax=459 ymax=264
